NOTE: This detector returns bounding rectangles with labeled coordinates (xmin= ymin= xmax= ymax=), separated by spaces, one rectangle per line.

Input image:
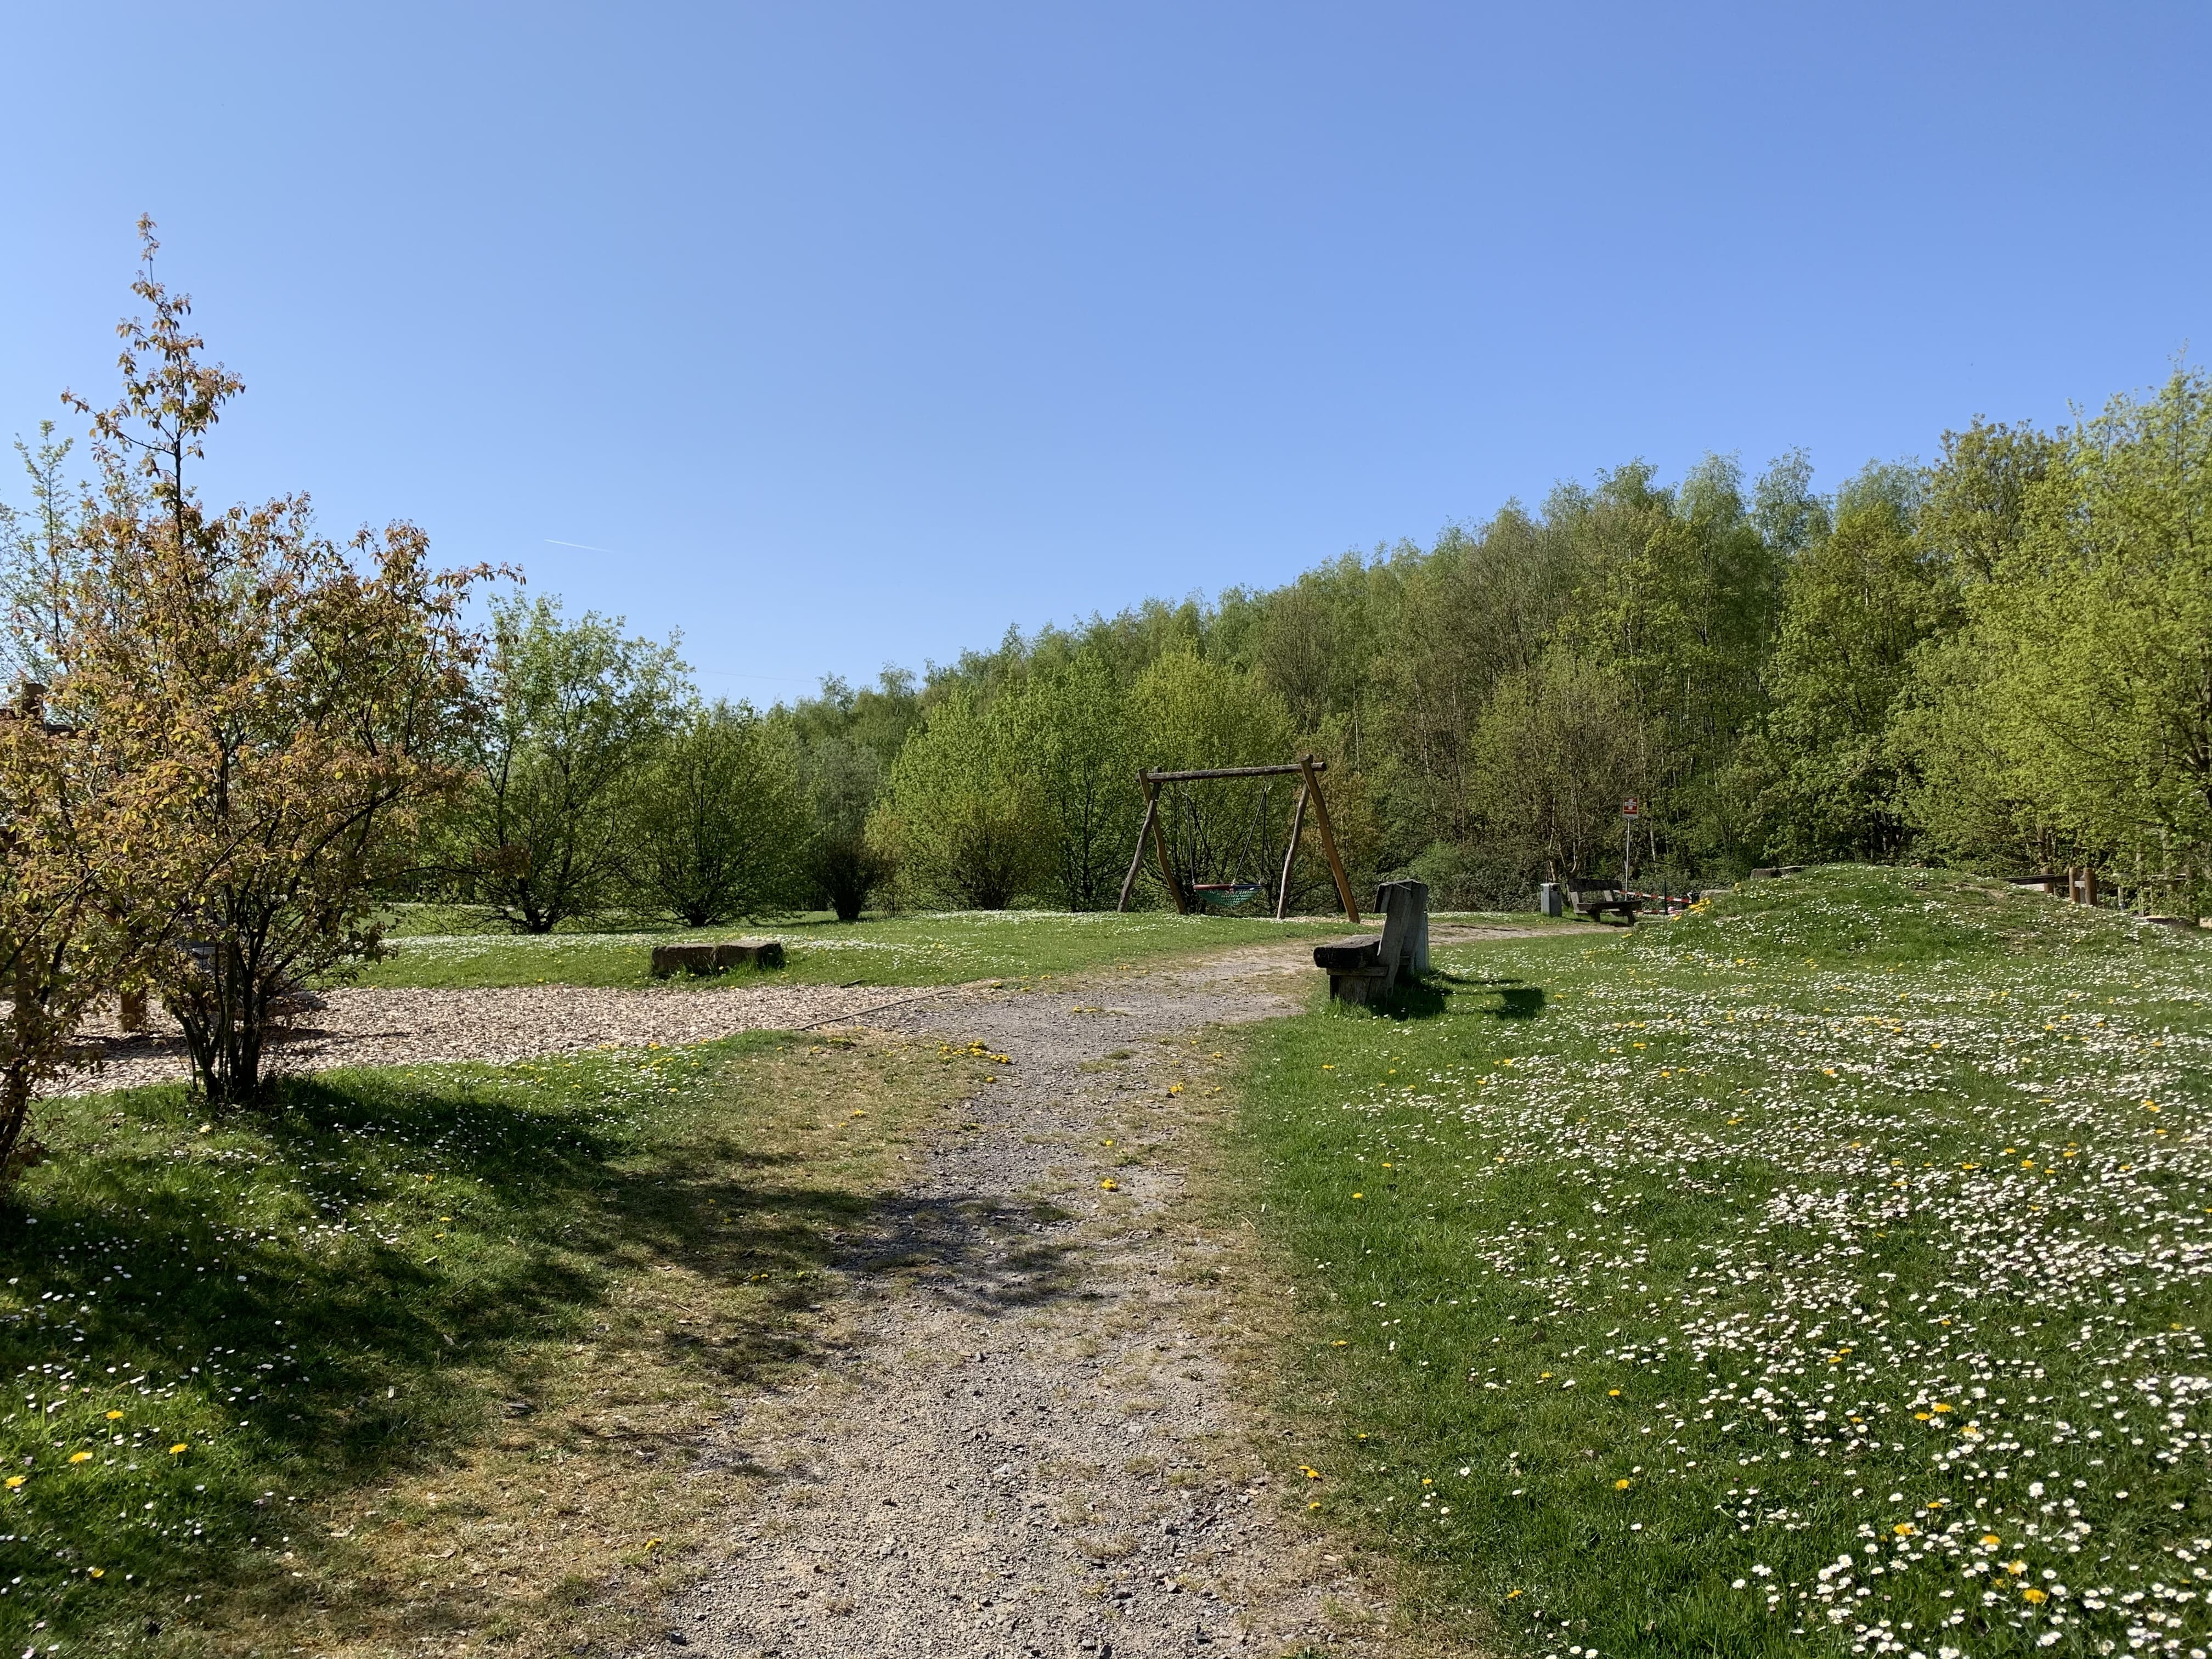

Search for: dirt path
xmin=57 ymin=981 xmax=914 ymax=1095
xmin=653 ymin=930 xmax=1548 ymax=1658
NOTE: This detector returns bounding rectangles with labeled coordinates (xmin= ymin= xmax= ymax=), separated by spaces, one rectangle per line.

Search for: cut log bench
xmin=650 ymin=939 xmax=786 ymax=978
xmin=1314 ymin=879 xmax=1430 ymax=1005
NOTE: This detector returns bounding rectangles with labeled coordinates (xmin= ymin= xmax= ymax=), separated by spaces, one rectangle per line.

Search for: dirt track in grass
xmin=654 ymin=928 xmax=1556 ymax=1659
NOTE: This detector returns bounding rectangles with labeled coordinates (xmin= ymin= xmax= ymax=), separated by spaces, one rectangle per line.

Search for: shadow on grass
xmin=1349 ymin=974 xmax=1548 ymax=1022
xmin=0 ymin=1042 xmax=866 ymax=1643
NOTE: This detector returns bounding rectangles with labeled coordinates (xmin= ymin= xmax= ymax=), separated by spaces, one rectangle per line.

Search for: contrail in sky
xmin=544 ymin=539 xmax=619 ymax=554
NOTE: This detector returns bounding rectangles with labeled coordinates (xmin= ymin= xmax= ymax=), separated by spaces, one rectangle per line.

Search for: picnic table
xmin=1565 ymin=880 xmax=1639 ymax=924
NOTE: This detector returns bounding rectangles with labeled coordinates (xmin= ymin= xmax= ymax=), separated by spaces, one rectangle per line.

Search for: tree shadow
xmin=0 ymin=1054 xmax=883 ymax=1629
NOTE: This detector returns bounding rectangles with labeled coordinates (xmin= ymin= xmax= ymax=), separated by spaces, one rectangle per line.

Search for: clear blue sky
xmin=3 ymin=3 xmax=2206 ymax=701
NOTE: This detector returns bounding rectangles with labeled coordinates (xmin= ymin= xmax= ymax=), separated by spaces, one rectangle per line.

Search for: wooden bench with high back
xmin=1314 ymin=879 xmax=1430 ymax=1005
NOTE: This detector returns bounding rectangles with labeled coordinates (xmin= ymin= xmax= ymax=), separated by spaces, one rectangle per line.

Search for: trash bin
xmin=1538 ymin=882 xmax=1564 ymax=918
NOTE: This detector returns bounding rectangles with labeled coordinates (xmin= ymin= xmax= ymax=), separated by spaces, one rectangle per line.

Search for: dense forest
xmin=9 ymin=317 xmax=2210 ymax=928
xmin=760 ymin=365 xmax=2212 ymax=916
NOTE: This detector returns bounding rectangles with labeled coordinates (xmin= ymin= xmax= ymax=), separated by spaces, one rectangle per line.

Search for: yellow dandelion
xmin=2022 ymin=1587 xmax=2047 ymax=1604
xmin=1979 ymin=1534 xmax=2002 ymax=1548
xmin=1893 ymin=1522 xmax=1915 ymax=1537
xmin=1615 ymin=1479 xmax=1632 ymax=1489
xmin=67 ymin=1451 xmax=92 ymax=1464
xmin=1351 ymin=1192 xmax=1364 ymax=1199
xmin=104 ymin=1410 xmax=123 ymax=1421
xmin=1098 ymin=1178 xmax=1119 ymax=1192
xmin=4 ymin=1476 xmax=23 ymax=1489
xmin=168 ymin=1443 xmax=188 ymax=1455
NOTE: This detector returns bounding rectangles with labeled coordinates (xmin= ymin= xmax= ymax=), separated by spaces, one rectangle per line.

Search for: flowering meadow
xmin=356 ymin=906 xmax=1357 ymax=991
xmin=1243 ymin=867 xmax=2212 ymax=1658
xmin=0 ymin=1028 xmax=961 ymax=1655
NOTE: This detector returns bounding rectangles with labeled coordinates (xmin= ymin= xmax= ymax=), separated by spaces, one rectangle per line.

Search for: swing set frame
xmin=1114 ymin=754 xmax=1361 ymax=923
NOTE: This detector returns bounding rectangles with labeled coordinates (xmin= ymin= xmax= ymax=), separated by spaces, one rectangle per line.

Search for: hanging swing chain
xmin=1162 ymin=777 xmax=1276 ymax=890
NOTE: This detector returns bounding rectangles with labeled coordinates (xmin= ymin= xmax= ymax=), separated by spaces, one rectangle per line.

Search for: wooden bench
xmin=1314 ymin=879 xmax=1429 ymax=1005
xmin=650 ymin=939 xmax=786 ymax=978
xmin=1566 ymin=883 xmax=1639 ymax=924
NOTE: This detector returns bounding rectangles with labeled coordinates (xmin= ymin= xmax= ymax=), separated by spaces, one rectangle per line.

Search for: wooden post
xmin=1152 ymin=781 xmax=1187 ymax=915
xmin=1117 ymin=781 xmax=1161 ymax=913
xmin=1274 ymin=780 xmax=1309 ymax=921
xmin=1297 ymin=753 xmax=1359 ymax=924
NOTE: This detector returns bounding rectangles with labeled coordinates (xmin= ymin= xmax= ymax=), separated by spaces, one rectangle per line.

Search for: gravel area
xmin=650 ymin=937 xmax=1476 ymax=1658
xmin=55 ymin=981 xmax=927 ymax=1095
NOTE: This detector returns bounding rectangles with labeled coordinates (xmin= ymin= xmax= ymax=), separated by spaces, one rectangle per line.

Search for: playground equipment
xmin=1116 ymin=754 xmax=1361 ymax=923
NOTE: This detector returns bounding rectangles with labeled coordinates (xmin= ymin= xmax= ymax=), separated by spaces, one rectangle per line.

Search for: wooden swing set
xmin=1115 ymin=754 xmax=1361 ymax=923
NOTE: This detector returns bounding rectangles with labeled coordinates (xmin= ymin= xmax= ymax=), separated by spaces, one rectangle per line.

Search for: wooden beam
xmin=1117 ymin=783 xmax=1160 ymax=913
xmin=1274 ymin=779 xmax=1308 ymax=921
xmin=1140 ymin=761 xmax=1329 ymax=784
xmin=1150 ymin=777 xmax=1187 ymax=914
xmin=1298 ymin=752 xmax=1359 ymax=924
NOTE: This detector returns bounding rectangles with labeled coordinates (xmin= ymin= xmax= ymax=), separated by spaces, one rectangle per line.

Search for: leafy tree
xmin=37 ymin=224 xmax=490 ymax=1103
xmin=1468 ymin=653 xmax=1645 ymax=880
xmin=870 ymin=687 xmax=1042 ymax=909
xmin=1013 ymin=651 xmax=1136 ymax=910
xmin=1559 ymin=458 xmax=1786 ymax=876
xmin=1906 ymin=371 xmax=2212 ymax=907
xmin=798 ymin=736 xmax=888 ymax=921
xmin=0 ymin=684 xmax=178 ymax=1169
xmin=1127 ymin=652 xmax=1298 ymax=899
xmin=0 ymin=422 xmax=87 ymax=686
xmin=449 ymin=596 xmax=687 ymax=932
xmin=1743 ymin=472 xmax=1958 ymax=861
xmin=625 ymin=701 xmax=809 ymax=926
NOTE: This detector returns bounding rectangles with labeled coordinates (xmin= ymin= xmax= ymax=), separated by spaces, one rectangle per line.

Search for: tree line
xmin=788 ymin=370 xmax=2211 ymax=921
xmin=2 ymin=228 xmax=2207 ymax=1151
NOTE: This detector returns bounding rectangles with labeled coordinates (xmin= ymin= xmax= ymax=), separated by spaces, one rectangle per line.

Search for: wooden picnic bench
xmin=1565 ymin=881 xmax=1639 ymax=924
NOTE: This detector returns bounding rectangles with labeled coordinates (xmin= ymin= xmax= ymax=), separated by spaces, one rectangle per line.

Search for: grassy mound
xmin=1239 ymin=864 xmax=2212 ymax=1657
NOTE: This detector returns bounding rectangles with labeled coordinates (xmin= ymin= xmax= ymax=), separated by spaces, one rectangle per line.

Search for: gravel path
xmin=652 ymin=937 xmax=1466 ymax=1658
xmin=57 ymin=981 xmax=917 ymax=1095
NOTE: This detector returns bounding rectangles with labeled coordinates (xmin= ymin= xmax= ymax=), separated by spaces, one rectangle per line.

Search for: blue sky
xmin=2 ymin=2 xmax=2206 ymax=701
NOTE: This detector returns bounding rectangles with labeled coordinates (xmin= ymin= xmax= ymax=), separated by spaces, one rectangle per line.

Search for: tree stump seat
xmin=650 ymin=939 xmax=786 ymax=978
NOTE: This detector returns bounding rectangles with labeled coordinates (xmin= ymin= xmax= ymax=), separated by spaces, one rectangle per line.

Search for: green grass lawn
xmin=0 ymin=1031 xmax=986 ymax=1656
xmin=1239 ymin=866 xmax=2212 ymax=1658
xmin=348 ymin=907 xmax=1367 ymax=992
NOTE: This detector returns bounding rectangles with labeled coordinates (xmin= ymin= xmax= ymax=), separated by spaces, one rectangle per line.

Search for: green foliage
xmin=1014 ymin=650 xmax=1138 ymax=910
xmin=1741 ymin=477 xmax=1960 ymax=861
xmin=795 ymin=735 xmax=888 ymax=921
xmin=624 ymin=701 xmax=810 ymax=926
xmin=1902 ymin=371 xmax=2212 ymax=910
xmin=870 ymin=685 xmax=1043 ymax=909
xmin=1467 ymin=651 xmax=1644 ymax=879
xmin=446 ymin=596 xmax=689 ymax=933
